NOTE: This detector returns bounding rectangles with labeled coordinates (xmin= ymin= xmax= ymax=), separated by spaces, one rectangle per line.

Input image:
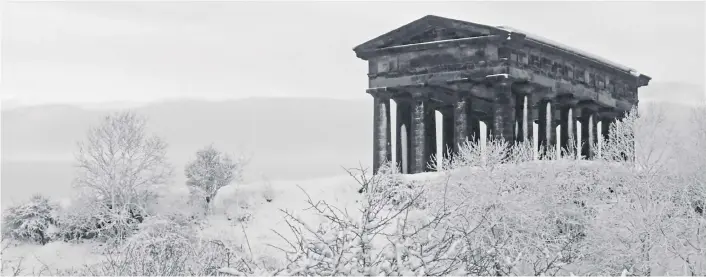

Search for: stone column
xmin=485 ymin=117 xmax=493 ymax=142
xmin=590 ymin=112 xmax=599 ymax=158
xmin=579 ymin=110 xmax=592 ymax=159
xmin=630 ymin=102 xmax=638 ymax=162
xmin=601 ymin=116 xmax=614 ymax=142
xmin=571 ymin=109 xmax=579 ymax=156
xmin=409 ymin=94 xmax=427 ymax=174
xmin=514 ymin=94 xmax=533 ymax=144
xmin=525 ymin=96 xmax=534 ymax=145
xmin=372 ymin=94 xmax=392 ymax=174
xmin=514 ymin=93 xmax=525 ymax=143
xmin=468 ymin=115 xmax=481 ymax=143
xmin=424 ymin=105 xmax=437 ymax=172
xmin=492 ymin=81 xmax=515 ymax=143
xmin=559 ymin=105 xmax=576 ymax=156
xmin=453 ymin=94 xmax=469 ymax=153
xmin=537 ymin=99 xmax=555 ymax=155
xmin=442 ymin=108 xmax=455 ymax=162
xmin=395 ymin=99 xmax=412 ymax=173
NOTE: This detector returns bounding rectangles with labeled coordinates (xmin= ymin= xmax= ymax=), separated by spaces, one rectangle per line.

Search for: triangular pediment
xmin=391 ymin=26 xmax=489 ymax=47
xmin=353 ymin=15 xmax=505 ymax=58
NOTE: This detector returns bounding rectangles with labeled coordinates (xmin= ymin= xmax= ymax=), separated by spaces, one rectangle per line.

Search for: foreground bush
xmin=65 ymin=214 xmax=258 ymax=276
xmin=1 ymin=194 xmax=58 ymax=245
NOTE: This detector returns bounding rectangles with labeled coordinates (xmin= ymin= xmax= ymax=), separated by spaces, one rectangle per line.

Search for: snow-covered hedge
xmin=2 ymin=194 xmax=59 ymax=245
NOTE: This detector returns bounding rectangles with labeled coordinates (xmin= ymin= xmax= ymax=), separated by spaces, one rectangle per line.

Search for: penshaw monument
xmin=353 ymin=15 xmax=651 ymax=174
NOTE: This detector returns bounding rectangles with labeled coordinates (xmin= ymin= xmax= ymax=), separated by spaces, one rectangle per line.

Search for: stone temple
xmin=353 ymin=15 xmax=651 ymax=174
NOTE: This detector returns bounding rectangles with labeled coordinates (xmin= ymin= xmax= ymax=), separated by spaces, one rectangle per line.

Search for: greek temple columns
xmin=368 ymin=84 xmax=631 ymax=174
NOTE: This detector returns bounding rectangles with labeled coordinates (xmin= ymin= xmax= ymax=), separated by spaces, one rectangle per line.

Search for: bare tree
xmin=185 ymin=144 xmax=246 ymax=209
xmin=73 ymin=111 xmax=173 ymax=240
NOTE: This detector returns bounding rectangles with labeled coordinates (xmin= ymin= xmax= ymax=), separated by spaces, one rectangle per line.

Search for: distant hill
xmin=2 ymin=97 xmax=374 ymax=180
xmin=1 ymin=83 xmax=703 ymax=206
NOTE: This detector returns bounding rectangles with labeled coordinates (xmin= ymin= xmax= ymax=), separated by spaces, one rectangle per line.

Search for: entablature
xmin=367 ymin=42 xmax=500 ymax=79
xmin=354 ymin=15 xmax=652 ymax=98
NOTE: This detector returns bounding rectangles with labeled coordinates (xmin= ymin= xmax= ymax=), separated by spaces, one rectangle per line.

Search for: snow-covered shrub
xmin=272 ymin=163 xmax=465 ymax=276
xmin=431 ymin=161 xmax=609 ymax=275
xmin=79 ymin=214 xmax=258 ymax=276
xmin=441 ymin=135 xmax=523 ymax=172
xmin=1 ymin=194 xmax=59 ymax=245
xmin=507 ymin=139 xmax=534 ymax=164
xmin=53 ymin=193 xmax=144 ymax=243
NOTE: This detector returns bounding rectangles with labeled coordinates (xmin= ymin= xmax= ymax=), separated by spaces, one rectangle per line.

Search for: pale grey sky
xmin=2 ymin=1 xmax=704 ymax=106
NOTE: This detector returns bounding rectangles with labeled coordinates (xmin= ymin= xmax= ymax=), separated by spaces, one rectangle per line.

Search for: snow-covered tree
xmin=184 ymin=144 xmax=246 ymax=209
xmin=1 ymin=194 xmax=58 ymax=245
xmin=72 ymin=111 xmax=173 ymax=241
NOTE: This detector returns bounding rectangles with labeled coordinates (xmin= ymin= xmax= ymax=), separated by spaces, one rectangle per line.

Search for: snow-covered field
xmin=0 ymin=172 xmax=394 ymax=275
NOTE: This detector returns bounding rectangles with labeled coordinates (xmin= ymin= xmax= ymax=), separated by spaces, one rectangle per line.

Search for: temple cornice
xmin=356 ymin=35 xmax=501 ymax=60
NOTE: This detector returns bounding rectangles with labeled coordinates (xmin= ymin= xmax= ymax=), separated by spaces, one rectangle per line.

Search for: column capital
xmin=511 ymin=82 xmax=534 ymax=96
xmin=454 ymin=90 xmax=472 ymax=101
xmin=366 ymin=87 xmax=394 ymax=99
xmin=576 ymin=100 xmax=601 ymax=114
xmin=409 ymin=90 xmax=430 ymax=101
xmin=554 ymin=94 xmax=579 ymax=108
xmin=598 ymin=110 xmax=620 ymax=120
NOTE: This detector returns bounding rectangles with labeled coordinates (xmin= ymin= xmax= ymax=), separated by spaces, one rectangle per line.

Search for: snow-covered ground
xmin=2 ymin=159 xmax=703 ymax=276
xmin=1 ymin=240 xmax=104 ymax=275
xmin=1 ymin=170 xmax=450 ymax=275
xmin=1 ymin=173 xmax=381 ymax=275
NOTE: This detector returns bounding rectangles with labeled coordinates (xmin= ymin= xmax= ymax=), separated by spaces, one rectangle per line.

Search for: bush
xmin=1 ymin=194 xmax=59 ymax=245
xmin=79 ymin=214 xmax=257 ymax=276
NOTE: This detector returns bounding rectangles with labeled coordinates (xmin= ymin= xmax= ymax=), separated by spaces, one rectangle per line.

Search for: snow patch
xmin=486 ymin=73 xmax=509 ymax=78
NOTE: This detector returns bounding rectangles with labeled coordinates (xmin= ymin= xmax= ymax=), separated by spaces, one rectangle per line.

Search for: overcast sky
xmin=2 ymin=1 xmax=704 ymax=106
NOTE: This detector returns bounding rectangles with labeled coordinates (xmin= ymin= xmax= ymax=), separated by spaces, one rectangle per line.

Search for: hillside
xmin=1 ymin=89 xmax=703 ymax=207
xmin=1 ymin=98 xmax=373 ymax=206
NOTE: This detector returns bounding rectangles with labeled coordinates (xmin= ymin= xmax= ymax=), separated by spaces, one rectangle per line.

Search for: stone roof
xmin=495 ymin=26 xmax=639 ymax=75
xmin=354 ymin=15 xmax=650 ymax=84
